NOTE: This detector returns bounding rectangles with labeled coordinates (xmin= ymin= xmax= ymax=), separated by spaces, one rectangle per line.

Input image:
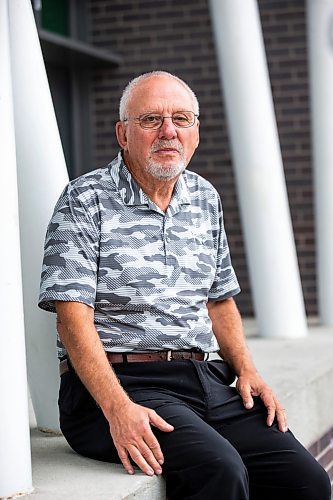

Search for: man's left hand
xmin=236 ymin=370 xmax=288 ymax=433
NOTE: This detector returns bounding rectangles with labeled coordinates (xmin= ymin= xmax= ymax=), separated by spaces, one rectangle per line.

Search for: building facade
xmin=37 ymin=0 xmax=314 ymax=317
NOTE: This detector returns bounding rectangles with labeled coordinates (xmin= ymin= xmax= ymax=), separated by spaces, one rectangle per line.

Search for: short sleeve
xmin=38 ymin=184 xmax=100 ymax=313
xmin=208 ymin=194 xmax=241 ymax=301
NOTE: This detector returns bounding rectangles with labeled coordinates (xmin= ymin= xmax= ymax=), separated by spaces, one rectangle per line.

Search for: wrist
xmin=236 ymin=362 xmax=258 ymax=378
xmin=101 ymin=390 xmax=132 ymax=418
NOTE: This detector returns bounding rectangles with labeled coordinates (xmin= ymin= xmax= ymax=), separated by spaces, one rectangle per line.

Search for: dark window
xmin=41 ymin=0 xmax=69 ymax=36
xmin=31 ymin=0 xmax=120 ymax=179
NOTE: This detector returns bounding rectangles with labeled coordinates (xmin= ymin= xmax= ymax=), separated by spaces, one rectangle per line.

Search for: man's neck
xmin=123 ymin=155 xmax=180 ymax=212
xmin=135 ymin=174 xmax=178 ymax=212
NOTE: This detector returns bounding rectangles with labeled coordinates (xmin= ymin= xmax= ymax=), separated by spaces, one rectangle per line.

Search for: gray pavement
xmin=22 ymin=321 xmax=333 ymax=499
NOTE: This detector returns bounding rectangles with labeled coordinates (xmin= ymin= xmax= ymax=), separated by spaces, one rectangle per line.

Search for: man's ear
xmin=115 ymin=121 xmax=128 ymax=150
xmin=195 ymin=119 xmax=200 ymax=149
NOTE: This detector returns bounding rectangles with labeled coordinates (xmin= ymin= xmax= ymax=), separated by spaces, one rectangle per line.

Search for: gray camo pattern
xmin=39 ymin=152 xmax=240 ymax=357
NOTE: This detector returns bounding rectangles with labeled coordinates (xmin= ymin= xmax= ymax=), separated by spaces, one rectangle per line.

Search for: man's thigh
xmin=210 ymin=397 xmax=331 ymax=500
xmin=59 ymin=370 xmax=120 ymax=462
xmin=133 ymin=390 xmax=249 ymax=500
xmin=133 ymin=390 xmax=244 ymax=468
xmin=195 ymin=360 xmax=331 ymax=499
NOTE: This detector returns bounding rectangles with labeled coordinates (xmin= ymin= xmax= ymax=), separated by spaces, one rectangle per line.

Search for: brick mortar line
xmin=316 ymin=442 xmax=333 ymax=462
xmin=324 ymin=458 xmax=333 ymax=473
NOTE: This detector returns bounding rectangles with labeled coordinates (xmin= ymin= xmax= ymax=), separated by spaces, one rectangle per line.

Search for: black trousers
xmin=59 ymin=358 xmax=331 ymax=500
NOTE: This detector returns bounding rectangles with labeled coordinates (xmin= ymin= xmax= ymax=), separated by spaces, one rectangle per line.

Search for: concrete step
xmin=29 ymin=428 xmax=165 ymax=499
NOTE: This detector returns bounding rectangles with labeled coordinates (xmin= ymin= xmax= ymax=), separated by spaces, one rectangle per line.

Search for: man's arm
xmin=207 ymin=297 xmax=288 ymax=432
xmin=55 ymin=301 xmax=173 ymax=476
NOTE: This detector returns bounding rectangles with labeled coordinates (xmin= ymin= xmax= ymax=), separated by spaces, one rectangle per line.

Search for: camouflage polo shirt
xmin=39 ymin=152 xmax=240 ymax=357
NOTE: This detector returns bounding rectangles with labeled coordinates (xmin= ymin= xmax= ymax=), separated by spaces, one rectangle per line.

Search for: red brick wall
xmin=88 ymin=0 xmax=316 ymax=317
xmin=308 ymin=427 xmax=333 ymax=495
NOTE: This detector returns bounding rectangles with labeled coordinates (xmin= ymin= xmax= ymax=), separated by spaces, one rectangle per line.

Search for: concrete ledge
xmin=27 ymin=322 xmax=333 ymax=499
xmin=29 ymin=429 xmax=165 ymax=499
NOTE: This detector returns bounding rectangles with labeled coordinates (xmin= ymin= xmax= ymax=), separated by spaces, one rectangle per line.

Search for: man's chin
xmin=147 ymin=162 xmax=186 ymax=180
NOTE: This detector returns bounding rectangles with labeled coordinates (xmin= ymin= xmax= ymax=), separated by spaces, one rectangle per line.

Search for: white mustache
xmin=151 ymin=140 xmax=184 ymax=153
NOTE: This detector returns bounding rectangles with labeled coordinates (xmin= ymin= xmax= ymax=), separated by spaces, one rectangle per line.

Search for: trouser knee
xmin=206 ymin=454 xmax=249 ymax=499
xmin=288 ymin=457 xmax=332 ymax=500
xmin=306 ymin=462 xmax=331 ymax=500
xmin=165 ymin=453 xmax=249 ymax=500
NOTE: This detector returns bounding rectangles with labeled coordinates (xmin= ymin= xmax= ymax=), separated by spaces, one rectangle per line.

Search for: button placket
xmin=163 ymin=215 xmax=173 ymax=266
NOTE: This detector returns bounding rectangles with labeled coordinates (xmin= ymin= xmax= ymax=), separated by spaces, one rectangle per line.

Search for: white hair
xmin=119 ymin=71 xmax=200 ymax=121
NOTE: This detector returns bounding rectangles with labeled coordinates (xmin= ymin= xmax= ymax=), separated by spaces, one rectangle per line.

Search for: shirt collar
xmin=109 ymin=151 xmax=191 ymax=208
xmin=109 ymin=152 xmax=148 ymax=206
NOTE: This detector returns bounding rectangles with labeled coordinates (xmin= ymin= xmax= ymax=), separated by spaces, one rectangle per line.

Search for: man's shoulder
xmin=65 ymin=154 xmax=122 ymax=199
xmin=67 ymin=165 xmax=112 ymax=193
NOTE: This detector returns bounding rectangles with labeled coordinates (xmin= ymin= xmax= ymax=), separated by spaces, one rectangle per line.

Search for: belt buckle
xmin=166 ymin=350 xmax=172 ymax=361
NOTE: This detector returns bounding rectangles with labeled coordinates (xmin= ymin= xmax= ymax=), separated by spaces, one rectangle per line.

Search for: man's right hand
xmin=107 ymin=399 xmax=174 ymax=476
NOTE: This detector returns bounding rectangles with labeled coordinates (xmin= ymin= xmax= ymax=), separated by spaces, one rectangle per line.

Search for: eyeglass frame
xmin=122 ymin=111 xmax=199 ymax=130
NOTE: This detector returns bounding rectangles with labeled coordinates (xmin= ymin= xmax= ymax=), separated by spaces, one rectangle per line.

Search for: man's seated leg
xmin=212 ymin=397 xmax=331 ymax=500
xmin=195 ymin=358 xmax=332 ymax=500
xmin=132 ymin=391 xmax=250 ymax=500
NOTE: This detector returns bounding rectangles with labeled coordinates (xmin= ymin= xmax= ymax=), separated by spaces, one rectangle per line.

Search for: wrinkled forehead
xmin=127 ymin=76 xmax=195 ymax=116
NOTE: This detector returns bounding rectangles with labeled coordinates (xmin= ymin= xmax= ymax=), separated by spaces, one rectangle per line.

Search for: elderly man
xmin=39 ymin=71 xmax=330 ymax=500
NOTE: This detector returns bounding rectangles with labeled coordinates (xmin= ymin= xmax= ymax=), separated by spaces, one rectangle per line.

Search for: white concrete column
xmin=307 ymin=0 xmax=333 ymax=326
xmin=0 ymin=0 xmax=33 ymax=496
xmin=209 ymin=0 xmax=307 ymax=338
xmin=8 ymin=0 xmax=69 ymax=430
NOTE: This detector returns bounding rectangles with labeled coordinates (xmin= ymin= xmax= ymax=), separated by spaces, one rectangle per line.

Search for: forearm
xmin=208 ymin=297 xmax=287 ymax=430
xmin=207 ymin=297 xmax=257 ymax=376
xmin=56 ymin=301 xmax=130 ymax=418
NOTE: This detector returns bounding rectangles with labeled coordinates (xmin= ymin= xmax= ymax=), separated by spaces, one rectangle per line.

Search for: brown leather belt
xmin=59 ymin=350 xmax=206 ymax=376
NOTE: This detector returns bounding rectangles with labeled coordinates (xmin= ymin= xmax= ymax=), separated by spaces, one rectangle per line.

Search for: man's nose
xmin=158 ymin=117 xmax=177 ymax=139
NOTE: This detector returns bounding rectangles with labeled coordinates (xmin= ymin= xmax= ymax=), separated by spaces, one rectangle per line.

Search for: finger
xmin=139 ymin=441 xmax=163 ymax=474
xmin=144 ymin=435 xmax=165 ymax=465
xmin=117 ymin=446 xmax=135 ymax=475
xmin=275 ymin=404 xmax=288 ymax=433
xmin=149 ymin=409 xmax=174 ymax=432
xmin=259 ymin=390 xmax=276 ymax=426
xmin=141 ymin=417 xmax=165 ymax=465
xmin=127 ymin=444 xmax=156 ymax=476
xmin=236 ymin=381 xmax=254 ymax=409
xmin=265 ymin=404 xmax=276 ymax=427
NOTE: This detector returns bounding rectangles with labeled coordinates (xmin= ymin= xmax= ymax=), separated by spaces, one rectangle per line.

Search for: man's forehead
xmin=128 ymin=76 xmax=194 ymax=112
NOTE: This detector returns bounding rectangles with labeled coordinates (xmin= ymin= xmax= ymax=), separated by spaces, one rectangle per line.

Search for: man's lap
xmin=58 ymin=359 xmax=330 ymax=499
xmin=58 ymin=358 xmax=256 ymax=461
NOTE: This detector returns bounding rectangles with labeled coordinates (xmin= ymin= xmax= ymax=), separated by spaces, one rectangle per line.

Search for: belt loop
xmin=167 ymin=350 xmax=172 ymax=361
xmin=122 ymin=353 xmax=128 ymax=363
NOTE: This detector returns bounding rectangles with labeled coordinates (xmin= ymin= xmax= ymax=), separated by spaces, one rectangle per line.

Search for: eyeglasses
xmin=123 ymin=111 xmax=198 ymax=130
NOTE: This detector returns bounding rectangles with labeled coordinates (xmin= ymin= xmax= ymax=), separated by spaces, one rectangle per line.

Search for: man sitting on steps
xmin=39 ymin=70 xmax=331 ymax=500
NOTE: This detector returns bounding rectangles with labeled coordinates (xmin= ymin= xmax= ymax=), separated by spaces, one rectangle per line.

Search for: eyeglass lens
xmin=139 ymin=111 xmax=196 ymax=129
